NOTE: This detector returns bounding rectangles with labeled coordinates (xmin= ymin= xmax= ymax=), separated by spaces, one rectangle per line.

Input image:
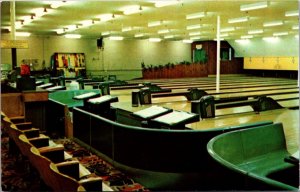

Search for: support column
xmin=216 ymin=15 xmax=221 ymax=92
xmin=10 ymin=1 xmax=17 ymax=69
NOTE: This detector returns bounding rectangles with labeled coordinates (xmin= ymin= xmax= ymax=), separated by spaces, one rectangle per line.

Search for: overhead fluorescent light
xmin=134 ymin=33 xmax=144 ymax=38
xmin=292 ymin=25 xmax=299 ymax=30
xmin=273 ymin=32 xmax=288 ymax=36
xmin=109 ymin=36 xmax=124 ymax=40
xmin=220 ymin=27 xmax=235 ymax=32
xmin=122 ymin=27 xmax=132 ymax=32
xmin=248 ymin=29 xmax=263 ymax=34
xmin=164 ymin=35 xmax=174 ymax=39
xmin=80 ymin=20 xmax=94 ymax=27
xmin=186 ymin=12 xmax=205 ymax=20
xmin=158 ymin=29 xmax=170 ymax=34
xmin=65 ymin=25 xmax=77 ymax=32
xmin=98 ymin=14 xmax=114 ymax=22
xmin=240 ymin=1 xmax=268 ymax=11
xmin=148 ymin=21 xmax=162 ymax=27
xmin=149 ymin=38 xmax=161 ymax=42
xmin=214 ymin=38 xmax=225 ymax=41
xmin=235 ymin=39 xmax=250 ymax=44
xmin=21 ymin=16 xmax=34 ymax=25
xmin=101 ymin=31 xmax=110 ymax=36
xmin=182 ymin=39 xmax=193 ymax=43
xmin=190 ymin=36 xmax=201 ymax=40
xmin=16 ymin=32 xmax=31 ymax=37
xmin=263 ymin=21 xmax=283 ymax=27
xmin=220 ymin=33 xmax=229 ymax=37
xmin=241 ymin=35 xmax=253 ymax=39
xmin=189 ymin=31 xmax=201 ymax=36
xmin=154 ymin=1 xmax=179 ymax=8
xmin=186 ymin=24 xmax=201 ymax=30
xmin=46 ymin=1 xmax=72 ymax=9
xmin=122 ymin=5 xmax=142 ymax=15
xmin=15 ymin=21 xmax=23 ymax=29
xmin=65 ymin=34 xmax=81 ymax=39
xmin=32 ymin=8 xmax=48 ymax=17
xmin=228 ymin=16 xmax=249 ymax=24
xmin=262 ymin=36 xmax=279 ymax=42
xmin=55 ymin=29 xmax=65 ymax=34
xmin=285 ymin=10 xmax=299 ymax=17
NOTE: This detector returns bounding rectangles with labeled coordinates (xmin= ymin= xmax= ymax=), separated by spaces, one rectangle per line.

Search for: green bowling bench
xmin=207 ymin=122 xmax=299 ymax=190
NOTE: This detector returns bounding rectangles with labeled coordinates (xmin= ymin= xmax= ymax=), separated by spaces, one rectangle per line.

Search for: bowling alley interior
xmin=1 ymin=1 xmax=299 ymax=191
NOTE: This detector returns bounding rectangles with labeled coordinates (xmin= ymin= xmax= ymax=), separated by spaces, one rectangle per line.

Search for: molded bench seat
xmin=207 ymin=122 xmax=299 ymax=190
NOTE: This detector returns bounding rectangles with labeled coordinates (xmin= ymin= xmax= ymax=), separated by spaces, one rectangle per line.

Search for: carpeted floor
xmin=1 ymin=132 xmax=149 ymax=191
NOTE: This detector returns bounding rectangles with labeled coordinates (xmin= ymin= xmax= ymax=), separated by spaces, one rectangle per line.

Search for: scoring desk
xmin=111 ymin=100 xmax=299 ymax=153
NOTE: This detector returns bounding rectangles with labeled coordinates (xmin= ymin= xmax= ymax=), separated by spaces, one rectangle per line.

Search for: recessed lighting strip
xmin=240 ymin=1 xmax=268 ymax=11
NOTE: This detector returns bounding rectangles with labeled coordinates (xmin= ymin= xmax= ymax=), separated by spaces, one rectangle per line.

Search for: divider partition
xmin=72 ymin=107 xmax=274 ymax=190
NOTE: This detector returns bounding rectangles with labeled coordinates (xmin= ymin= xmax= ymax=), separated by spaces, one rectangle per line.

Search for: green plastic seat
xmin=207 ymin=123 xmax=299 ymax=190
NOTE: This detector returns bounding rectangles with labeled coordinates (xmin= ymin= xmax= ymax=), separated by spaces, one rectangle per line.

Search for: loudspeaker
xmin=97 ymin=38 xmax=103 ymax=48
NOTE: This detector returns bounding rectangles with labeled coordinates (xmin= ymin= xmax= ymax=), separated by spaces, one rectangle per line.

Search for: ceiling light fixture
xmin=241 ymin=35 xmax=253 ymax=39
xmin=220 ymin=27 xmax=235 ymax=32
xmin=65 ymin=34 xmax=81 ymax=39
xmin=109 ymin=36 xmax=124 ymax=40
xmin=98 ymin=14 xmax=114 ymax=22
xmin=262 ymin=36 xmax=279 ymax=42
xmin=190 ymin=36 xmax=201 ymax=40
xmin=122 ymin=5 xmax=142 ymax=15
xmin=273 ymin=32 xmax=288 ymax=36
xmin=220 ymin=33 xmax=229 ymax=37
xmin=101 ymin=31 xmax=110 ymax=36
xmin=285 ymin=10 xmax=299 ymax=17
xmin=148 ymin=21 xmax=162 ymax=27
xmin=186 ymin=12 xmax=206 ymax=20
xmin=186 ymin=24 xmax=201 ymax=30
xmin=228 ymin=16 xmax=249 ymax=24
xmin=135 ymin=33 xmax=144 ymax=38
xmin=164 ymin=35 xmax=174 ymax=39
xmin=32 ymin=8 xmax=47 ymax=17
xmin=182 ymin=39 xmax=193 ymax=43
xmin=235 ymin=39 xmax=250 ymax=44
xmin=240 ymin=1 xmax=268 ymax=11
xmin=80 ymin=20 xmax=94 ymax=27
xmin=248 ymin=29 xmax=263 ymax=34
xmin=263 ymin=21 xmax=283 ymax=27
xmin=149 ymin=38 xmax=161 ymax=42
xmin=55 ymin=29 xmax=65 ymax=34
xmin=158 ymin=29 xmax=170 ymax=34
xmin=154 ymin=1 xmax=179 ymax=8
xmin=122 ymin=27 xmax=132 ymax=32
xmin=189 ymin=31 xmax=201 ymax=36
xmin=15 ymin=32 xmax=31 ymax=37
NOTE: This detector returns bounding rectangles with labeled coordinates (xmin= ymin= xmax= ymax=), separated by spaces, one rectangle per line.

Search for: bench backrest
xmin=207 ymin=122 xmax=286 ymax=167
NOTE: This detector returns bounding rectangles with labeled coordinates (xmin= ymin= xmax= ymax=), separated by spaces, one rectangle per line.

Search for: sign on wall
xmin=0 ymin=40 xmax=29 ymax=49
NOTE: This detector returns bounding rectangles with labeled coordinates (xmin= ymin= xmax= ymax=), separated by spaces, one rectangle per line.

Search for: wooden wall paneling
xmin=1 ymin=93 xmax=24 ymax=117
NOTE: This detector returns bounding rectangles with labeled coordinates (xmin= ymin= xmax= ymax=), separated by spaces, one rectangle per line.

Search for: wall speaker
xmin=97 ymin=37 xmax=103 ymax=48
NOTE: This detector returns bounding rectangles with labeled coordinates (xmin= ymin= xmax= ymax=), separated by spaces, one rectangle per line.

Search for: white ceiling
xmin=1 ymin=0 xmax=299 ymax=41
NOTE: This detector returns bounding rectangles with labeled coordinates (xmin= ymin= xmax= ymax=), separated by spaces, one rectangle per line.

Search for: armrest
xmin=10 ymin=116 xmax=25 ymax=124
xmin=29 ymin=136 xmax=50 ymax=148
xmin=15 ymin=122 xmax=33 ymax=130
xmin=39 ymin=145 xmax=65 ymax=163
xmin=56 ymin=161 xmax=80 ymax=180
xmin=22 ymin=128 xmax=40 ymax=138
xmin=79 ymin=177 xmax=103 ymax=191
